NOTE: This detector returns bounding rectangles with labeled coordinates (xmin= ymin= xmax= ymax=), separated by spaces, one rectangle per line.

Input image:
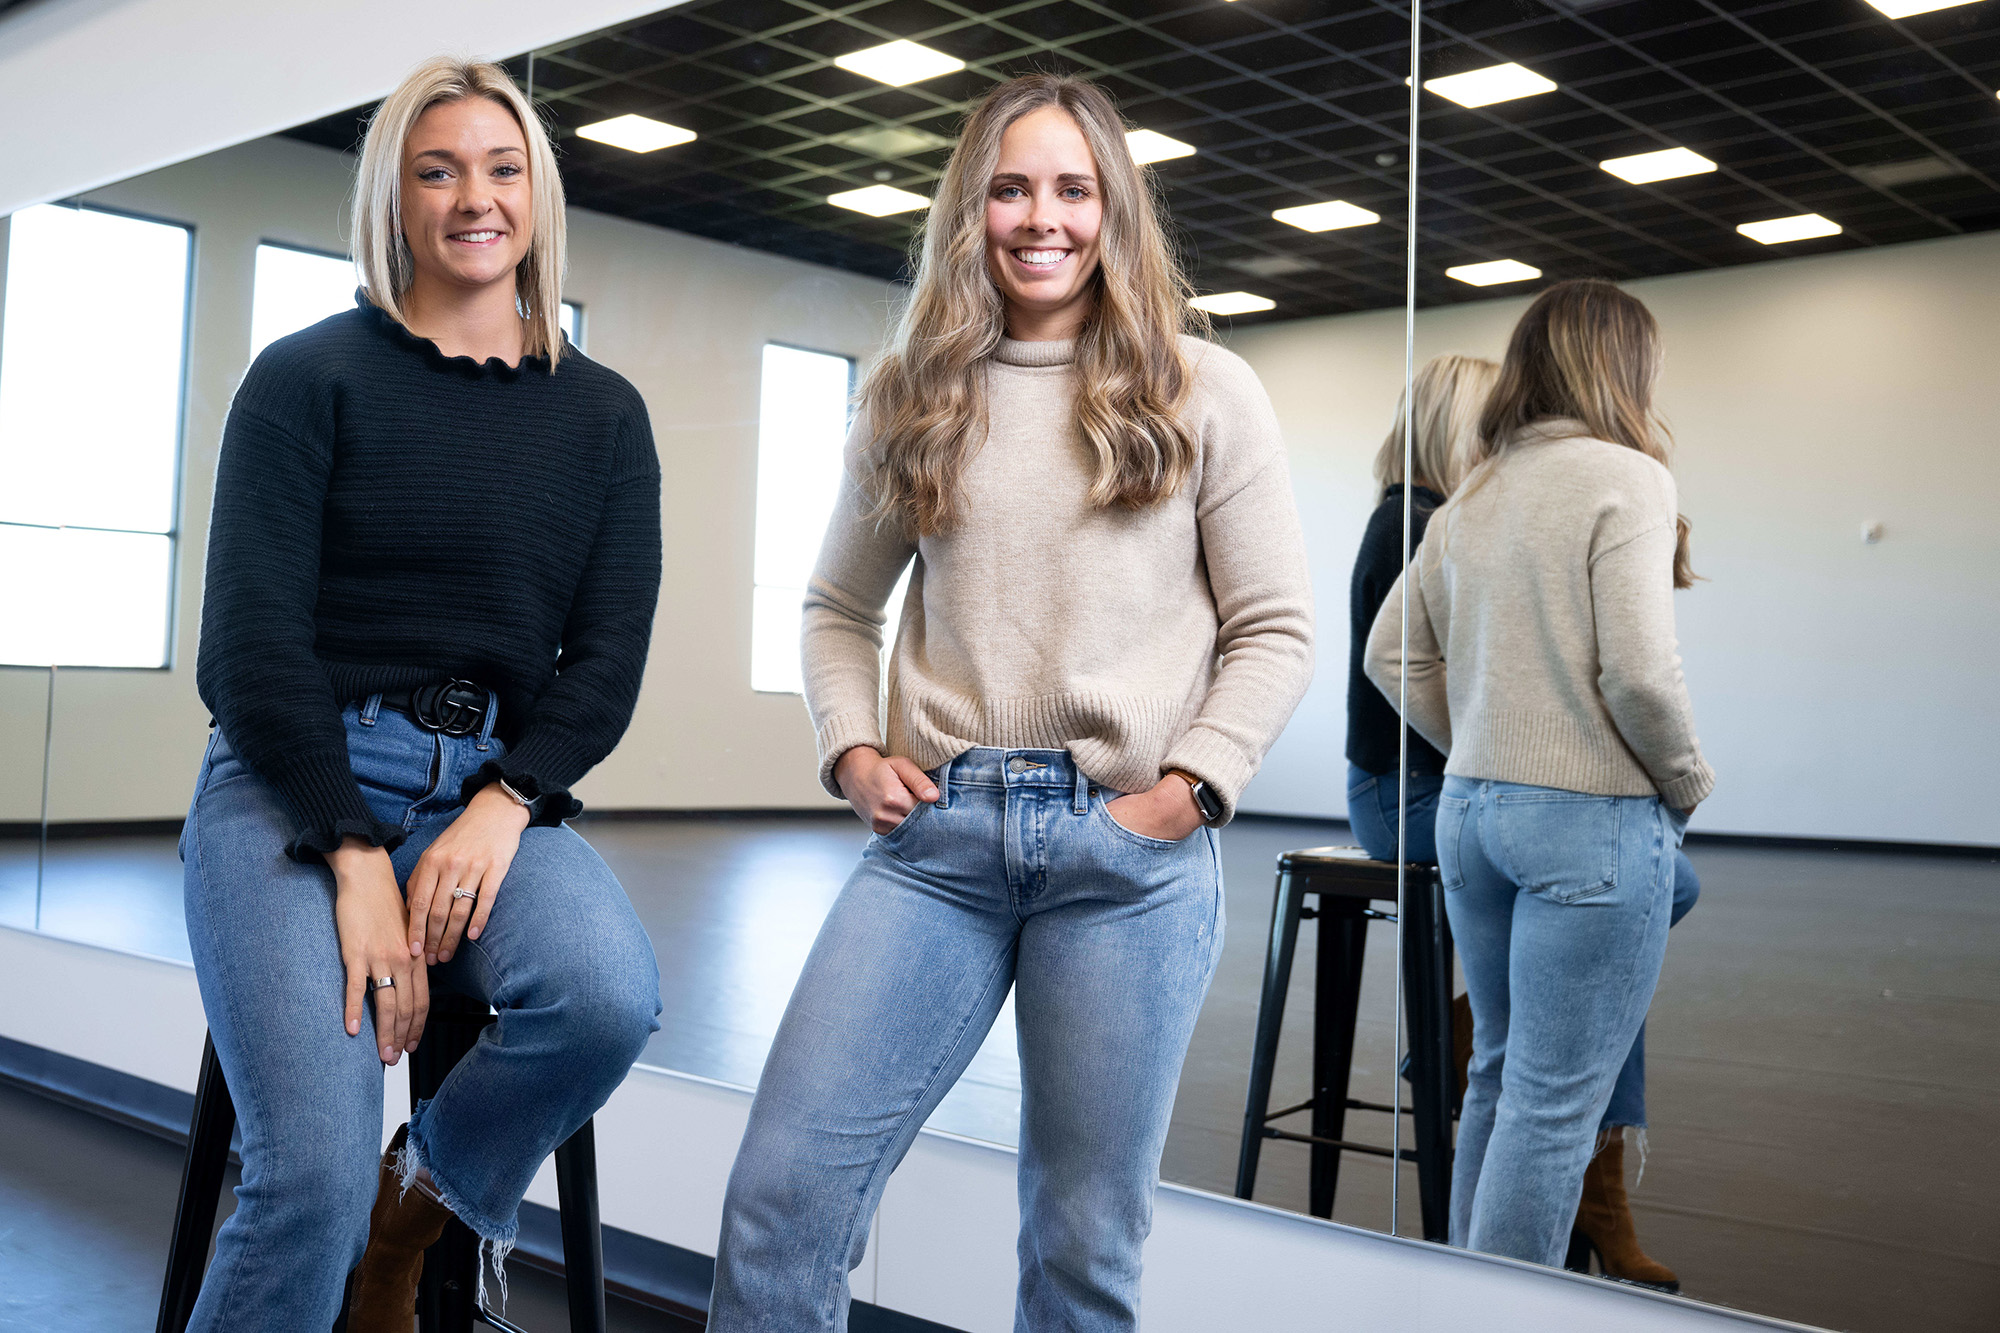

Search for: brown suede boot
xmin=346 ymin=1124 xmax=454 ymax=1332
xmin=1571 ymin=1128 xmax=1679 ymax=1293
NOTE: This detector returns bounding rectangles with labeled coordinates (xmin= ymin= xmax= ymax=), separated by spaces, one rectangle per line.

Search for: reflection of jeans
xmin=180 ymin=706 xmax=660 ymax=1331
xmin=1599 ymin=851 xmax=1701 ymax=1131
xmin=1346 ymin=763 xmax=1444 ymax=863
xmin=710 ymin=748 xmax=1224 ymax=1333
xmin=1436 ymin=776 xmax=1685 ymax=1265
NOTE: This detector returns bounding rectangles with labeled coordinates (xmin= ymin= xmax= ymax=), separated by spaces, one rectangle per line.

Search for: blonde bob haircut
xmin=860 ymin=73 xmax=1208 ymax=537
xmin=351 ymin=56 xmax=568 ymax=366
xmin=1373 ymin=352 xmax=1498 ymax=499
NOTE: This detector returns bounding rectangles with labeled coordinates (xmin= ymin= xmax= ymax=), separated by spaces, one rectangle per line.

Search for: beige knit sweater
xmin=1365 ymin=421 xmax=1715 ymax=811
xmin=801 ymin=334 xmax=1314 ymax=820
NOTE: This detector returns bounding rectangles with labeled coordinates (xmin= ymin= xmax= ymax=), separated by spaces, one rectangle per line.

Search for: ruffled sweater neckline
xmin=356 ymin=288 xmax=551 ymax=382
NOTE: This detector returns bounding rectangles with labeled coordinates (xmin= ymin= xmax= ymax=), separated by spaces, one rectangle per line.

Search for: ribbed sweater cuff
xmin=1656 ymin=762 xmax=1715 ymax=812
xmin=461 ymin=726 xmax=596 ymax=825
xmin=1162 ymin=728 xmax=1258 ymax=825
xmin=815 ymin=710 xmax=885 ymax=800
xmin=267 ymin=750 xmax=404 ymax=863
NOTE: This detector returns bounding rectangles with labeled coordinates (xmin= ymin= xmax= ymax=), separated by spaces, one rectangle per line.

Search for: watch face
xmin=1193 ymin=782 xmax=1224 ymax=823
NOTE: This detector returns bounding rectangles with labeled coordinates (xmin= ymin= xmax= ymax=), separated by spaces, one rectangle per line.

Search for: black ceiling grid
xmin=283 ymin=0 xmax=2000 ymax=323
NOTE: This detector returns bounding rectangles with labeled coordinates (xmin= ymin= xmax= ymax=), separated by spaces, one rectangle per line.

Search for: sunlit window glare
xmin=0 ymin=203 xmax=189 ymax=667
xmin=250 ymin=244 xmax=354 ymax=361
xmin=753 ymin=345 xmax=897 ymax=694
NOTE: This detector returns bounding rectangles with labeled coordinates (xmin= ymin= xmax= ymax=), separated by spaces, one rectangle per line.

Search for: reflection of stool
xmin=155 ymin=993 xmax=608 ymax=1333
xmin=1233 ymin=847 xmax=1456 ymax=1242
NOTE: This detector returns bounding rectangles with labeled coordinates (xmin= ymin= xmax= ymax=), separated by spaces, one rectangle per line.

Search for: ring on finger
xmin=367 ymin=975 xmax=396 ymax=991
xmin=451 ymin=887 xmax=477 ymax=901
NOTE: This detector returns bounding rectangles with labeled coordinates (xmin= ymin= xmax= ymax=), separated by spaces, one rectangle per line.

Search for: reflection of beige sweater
xmin=1365 ymin=422 xmax=1715 ymax=810
xmin=801 ymin=335 xmax=1314 ymax=821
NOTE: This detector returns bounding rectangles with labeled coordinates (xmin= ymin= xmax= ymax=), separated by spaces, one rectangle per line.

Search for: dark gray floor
xmin=0 ymin=1078 xmax=682 ymax=1333
xmin=2 ymin=818 xmax=1995 ymax=1332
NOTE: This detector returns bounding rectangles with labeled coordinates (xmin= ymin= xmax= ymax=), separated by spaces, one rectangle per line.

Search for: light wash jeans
xmin=709 ymin=748 xmax=1225 ymax=1333
xmin=179 ymin=701 xmax=660 ymax=1330
xmin=1435 ymin=775 xmax=1685 ymax=1265
xmin=1599 ymin=850 xmax=1701 ymax=1131
xmin=1346 ymin=762 xmax=1443 ymax=863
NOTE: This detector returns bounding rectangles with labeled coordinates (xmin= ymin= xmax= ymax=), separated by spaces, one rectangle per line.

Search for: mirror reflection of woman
xmin=1368 ymin=279 xmax=1713 ymax=1268
xmin=183 ymin=58 xmax=662 ymax=1329
xmin=1344 ymin=353 xmax=1497 ymax=863
xmin=709 ymin=74 xmax=1313 ymax=1331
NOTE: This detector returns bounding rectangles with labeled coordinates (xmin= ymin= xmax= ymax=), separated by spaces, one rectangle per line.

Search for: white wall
xmin=32 ymin=134 xmax=894 ymax=819
xmin=1232 ymin=233 xmax=2000 ymax=846
xmin=0 ymin=0 xmax=685 ymax=219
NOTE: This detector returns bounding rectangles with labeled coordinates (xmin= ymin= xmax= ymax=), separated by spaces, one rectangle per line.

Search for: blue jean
xmin=179 ymin=702 xmax=660 ymax=1330
xmin=710 ymin=748 xmax=1225 ymax=1333
xmin=1346 ymin=762 xmax=1443 ymax=863
xmin=1435 ymin=776 xmax=1684 ymax=1265
xmin=1599 ymin=850 xmax=1700 ymax=1131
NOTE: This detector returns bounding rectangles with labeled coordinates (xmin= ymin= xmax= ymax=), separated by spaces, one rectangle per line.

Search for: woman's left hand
xmin=406 ymin=783 xmax=531 ymax=966
xmin=1105 ymin=776 xmax=1206 ymax=842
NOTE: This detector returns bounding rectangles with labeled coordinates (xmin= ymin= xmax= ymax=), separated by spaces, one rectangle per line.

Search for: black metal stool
xmin=1233 ymin=846 xmax=1457 ymax=1242
xmin=156 ymin=993 xmax=607 ymax=1333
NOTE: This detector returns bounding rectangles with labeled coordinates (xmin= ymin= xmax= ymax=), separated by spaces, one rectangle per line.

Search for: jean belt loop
xmin=935 ymin=756 xmax=951 ymax=810
xmin=359 ymin=693 xmax=382 ymax=727
xmin=475 ymin=689 xmax=499 ymax=751
xmin=1072 ymin=762 xmax=1089 ymax=815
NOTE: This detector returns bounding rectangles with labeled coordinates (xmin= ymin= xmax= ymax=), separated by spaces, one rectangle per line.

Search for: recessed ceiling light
xmin=827 ymin=184 xmax=931 ymax=217
xmin=1189 ymin=292 xmax=1277 ymax=315
xmin=1272 ymin=200 xmax=1382 ymax=231
xmin=836 ymin=126 xmax=952 ymax=158
xmin=574 ymin=114 xmax=697 ymax=153
xmin=834 ymin=39 xmax=965 ymax=87
xmin=1424 ymin=63 xmax=1558 ymax=108
xmin=1447 ymin=259 xmax=1542 ymax=286
xmin=1600 ymin=147 xmax=1717 ymax=184
xmin=1865 ymin=0 xmax=1981 ymax=16
xmin=1736 ymin=214 xmax=1843 ymax=244
xmin=1126 ymin=129 xmax=1196 ymax=165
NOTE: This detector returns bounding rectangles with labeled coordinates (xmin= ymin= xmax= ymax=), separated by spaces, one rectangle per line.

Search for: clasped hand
xmin=325 ymin=783 xmax=529 ymax=1065
xmin=834 ymin=748 xmax=1202 ymax=842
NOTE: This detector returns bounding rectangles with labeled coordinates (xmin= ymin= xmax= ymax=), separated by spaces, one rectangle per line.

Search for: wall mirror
xmin=1365 ymin=1 xmax=1997 ymax=1329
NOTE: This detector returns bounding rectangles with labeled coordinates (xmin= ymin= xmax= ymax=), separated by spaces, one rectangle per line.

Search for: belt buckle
xmin=412 ymin=679 xmax=485 ymax=736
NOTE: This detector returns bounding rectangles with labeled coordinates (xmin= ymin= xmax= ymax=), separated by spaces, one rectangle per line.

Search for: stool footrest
xmin=1261 ymin=1094 xmax=1417 ymax=1124
xmin=477 ymin=1301 xmax=533 ymax=1333
xmin=1260 ymin=1125 xmax=1421 ymax=1163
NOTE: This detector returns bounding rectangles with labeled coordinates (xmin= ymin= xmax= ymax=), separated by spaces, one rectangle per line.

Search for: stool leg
xmin=1403 ymin=874 xmax=1456 ymax=1243
xmin=413 ymin=999 xmax=493 ymax=1333
xmin=156 ymin=1033 xmax=236 ymax=1333
xmin=1310 ymin=898 xmax=1369 ymax=1219
xmin=1236 ymin=869 xmax=1307 ymax=1199
xmin=553 ymin=1120 xmax=607 ymax=1333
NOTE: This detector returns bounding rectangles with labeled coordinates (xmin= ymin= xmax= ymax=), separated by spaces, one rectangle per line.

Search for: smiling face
xmin=400 ymin=96 xmax=534 ymax=295
xmin=984 ymin=105 xmax=1105 ymax=340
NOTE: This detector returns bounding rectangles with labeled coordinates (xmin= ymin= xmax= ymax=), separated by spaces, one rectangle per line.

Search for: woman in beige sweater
xmin=709 ymin=75 xmax=1312 ymax=1331
xmin=1367 ymin=279 xmax=1713 ymax=1267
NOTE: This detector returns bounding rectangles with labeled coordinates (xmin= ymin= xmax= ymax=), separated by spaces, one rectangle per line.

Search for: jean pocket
xmin=1435 ymin=795 xmax=1471 ymax=890
xmin=1098 ymin=796 xmax=1196 ymax=850
xmin=1494 ymin=790 xmax=1622 ymax=904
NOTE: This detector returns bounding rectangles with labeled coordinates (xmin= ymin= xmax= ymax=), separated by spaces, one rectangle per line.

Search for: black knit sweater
xmin=1346 ymin=484 xmax=1448 ymax=776
xmin=196 ymin=294 xmax=663 ymax=861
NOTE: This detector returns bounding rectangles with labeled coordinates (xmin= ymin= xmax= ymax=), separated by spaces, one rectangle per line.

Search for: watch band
xmin=1167 ymin=769 xmax=1225 ymax=826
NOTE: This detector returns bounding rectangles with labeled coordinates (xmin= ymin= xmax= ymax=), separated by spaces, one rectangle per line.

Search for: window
xmin=751 ymin=344 xmax=881 ymax=694
xmin=0 ymin=203 xmax=191 ymax=668
xmin=249 ymin=242 xmax=583 ymax=356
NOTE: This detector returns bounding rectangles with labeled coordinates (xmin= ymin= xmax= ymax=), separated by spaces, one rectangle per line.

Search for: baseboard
xmin=0 ymin=1032 xmax=959 ymax=1332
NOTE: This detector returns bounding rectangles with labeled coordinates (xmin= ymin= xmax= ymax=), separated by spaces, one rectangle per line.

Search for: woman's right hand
xmin=834 ymin=747 xmax=939 ymax=834
xmin=327 ymin=836 xmax=429 ymax=1065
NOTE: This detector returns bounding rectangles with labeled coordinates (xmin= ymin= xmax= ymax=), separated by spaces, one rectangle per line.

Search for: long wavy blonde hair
xmin=1472 ymin=279 xmax=1698 ymax=588
xmin=351 ymin=56 xmax=568 ymax=366
xmin=860 ymin=74 xmax=1206 ymax=536
xmin=1373 ymin=352 xmax=1499 ymax=498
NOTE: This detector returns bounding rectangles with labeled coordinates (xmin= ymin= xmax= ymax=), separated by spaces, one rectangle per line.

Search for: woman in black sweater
xmin=1345 ymin=353 xmax=1496 ymax=862
xmin=181 ymin=59 xmax=661 ymax=1330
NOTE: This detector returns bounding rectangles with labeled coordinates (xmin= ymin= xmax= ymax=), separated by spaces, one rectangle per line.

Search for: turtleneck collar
xmin=993 ymin=336 xmax=1077 ymax=368
xmin=356 ymin=288 xmax=553 ymax=382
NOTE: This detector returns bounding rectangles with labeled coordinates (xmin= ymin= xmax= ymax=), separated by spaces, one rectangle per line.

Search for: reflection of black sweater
xmin=1345 ymin=485 xmax=1447 ymax=775
xmin=197 ymin=295 xmax=663 ymax=861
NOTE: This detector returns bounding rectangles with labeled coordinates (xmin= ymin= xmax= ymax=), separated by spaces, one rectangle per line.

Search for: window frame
xmin=0 ymin=198 xmax=196 ymax=673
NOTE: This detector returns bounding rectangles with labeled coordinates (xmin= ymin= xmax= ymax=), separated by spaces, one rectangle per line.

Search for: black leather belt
xmin=377 ymin=679 xmax=492 ymax=736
